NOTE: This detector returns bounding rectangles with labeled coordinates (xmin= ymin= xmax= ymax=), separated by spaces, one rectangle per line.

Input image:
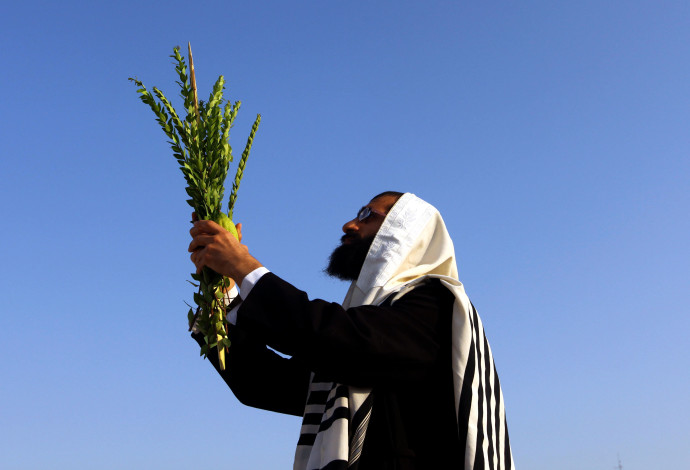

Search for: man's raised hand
xmin=188 ymin=219 xmax=261 ymax=283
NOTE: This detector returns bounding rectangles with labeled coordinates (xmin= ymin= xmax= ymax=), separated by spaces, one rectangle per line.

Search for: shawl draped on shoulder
xmin=294 ymin=193 xmax=514 ymax=470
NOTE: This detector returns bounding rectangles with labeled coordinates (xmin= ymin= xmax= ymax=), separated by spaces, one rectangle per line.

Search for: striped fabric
xmin=454 ymin=300 xmax=513 ymax=470
xmin=294 ymin=375 xmax=373 ymax=470
xmin=293 ymin=193 xmax=513 ymax=470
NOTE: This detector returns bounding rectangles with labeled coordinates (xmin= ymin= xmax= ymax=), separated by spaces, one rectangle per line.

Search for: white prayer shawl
xmin=294 ymin=193 xmax=514 ymax=470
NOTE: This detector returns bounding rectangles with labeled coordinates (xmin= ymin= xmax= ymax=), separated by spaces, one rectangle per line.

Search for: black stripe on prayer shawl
xmin=296 ymin=379 xmax=374 ymax=469
xmin=297 ymin=432 xmax=317 ymax=447
xmin=491 ymin=360 xmax=512 ymax=470
xmin=298 ymin=383 xmax=352 ymax=447
xmin=492 ymin=362 xmax=512 ymax=470
xmin=483 ymin=334 xmax=496 ymax=470
xmin=306 ymin=389 xmax=332 ymax=406
xmin=325 ymin=385 xmax=350 ymax=407
xmin=503 ymin=411 xmax=513 ymax=470
xmin=475 ymin=308 xmax=486 ymax=470
xmin=303 ymin=412 xmax=324 ymax=426
xmin=467 ymin=302 xmax=513 ymax=470
xmin=299 ymin=378 xmax=334 ymax=446
xmin=457 ymin=312 xmax=477 ymax=466
xmin=486 ymin=327 xmax=513 ymax=470
xmin=492 ymin=362 xmax=502 ymax=470
xmin=318 ymin=385 xmax=350 ymax=432
xmin=321 ymin=461 xmax=348 ymax=470
xmin=472 ymin=305 xmax=490 ymax=470
xmin=319 ymin=406 xmax=350 ymax=432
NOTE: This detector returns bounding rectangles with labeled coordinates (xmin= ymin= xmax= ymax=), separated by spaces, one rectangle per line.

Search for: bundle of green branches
xmin=129 ymin=44 xmax=260 ymax=370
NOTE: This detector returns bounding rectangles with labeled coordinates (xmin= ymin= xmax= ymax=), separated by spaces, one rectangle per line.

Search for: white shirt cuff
xmin=240 ymin=266 xmax=270 ymax=298
xmin=227 ymin=266 xmax=270 ymax=325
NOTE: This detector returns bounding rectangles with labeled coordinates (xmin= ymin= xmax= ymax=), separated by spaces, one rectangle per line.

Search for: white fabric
xmin=227 ymin=266 xmax=270 ymax=325
xmin=294 ymin=193 xmax=514 ymax=470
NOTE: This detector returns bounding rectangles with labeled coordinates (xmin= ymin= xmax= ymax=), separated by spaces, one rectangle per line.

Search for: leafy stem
xmin=130 ymin=44 xmax=260 ymax=370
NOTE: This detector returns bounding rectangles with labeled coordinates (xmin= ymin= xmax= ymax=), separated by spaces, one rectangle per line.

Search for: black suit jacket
xmin=195 ymin=272 xmax=463 ymax=469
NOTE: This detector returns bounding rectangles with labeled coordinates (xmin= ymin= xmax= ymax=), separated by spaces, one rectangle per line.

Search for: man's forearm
xmin=226 ymin=255 xmax=263 ymax=287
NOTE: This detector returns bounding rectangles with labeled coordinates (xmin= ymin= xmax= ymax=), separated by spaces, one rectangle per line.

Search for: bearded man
xmin=189 ymin=192 xmax=514 ymax=470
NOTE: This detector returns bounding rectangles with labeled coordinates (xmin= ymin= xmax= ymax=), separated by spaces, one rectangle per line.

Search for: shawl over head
xmin=294 ymin=193 xmax=514 ymax=470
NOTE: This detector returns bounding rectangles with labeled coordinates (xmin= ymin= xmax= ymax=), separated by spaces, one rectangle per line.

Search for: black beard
xmin=324 ymin=234 xmax=375 ymax=281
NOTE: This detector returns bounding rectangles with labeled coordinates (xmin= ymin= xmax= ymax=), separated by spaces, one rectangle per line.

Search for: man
xmin=189 ymin=192 xmax=514 ymax=470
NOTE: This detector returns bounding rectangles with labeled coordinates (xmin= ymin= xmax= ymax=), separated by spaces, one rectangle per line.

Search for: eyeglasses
xmin=356 ymin=206 xmax=387 ymax=222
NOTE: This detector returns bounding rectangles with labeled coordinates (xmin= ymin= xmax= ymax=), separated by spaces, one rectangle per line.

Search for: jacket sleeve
xmin=235 ymin=273 xmax=454 ymax=387
xmin=192 ymin=326 xmax=311 ymax=417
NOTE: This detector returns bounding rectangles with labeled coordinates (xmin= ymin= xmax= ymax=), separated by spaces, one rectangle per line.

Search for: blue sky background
xmin=2 ymin=1 xmax=689 ymax=469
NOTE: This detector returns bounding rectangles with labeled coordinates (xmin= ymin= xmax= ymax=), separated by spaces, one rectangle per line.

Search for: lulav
xmin=129 ymin=43 xmax=260 ymax=370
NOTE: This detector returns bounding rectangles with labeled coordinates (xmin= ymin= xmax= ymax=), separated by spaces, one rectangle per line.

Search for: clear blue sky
xmin=2 ymin=1 xmax=689 ymax=469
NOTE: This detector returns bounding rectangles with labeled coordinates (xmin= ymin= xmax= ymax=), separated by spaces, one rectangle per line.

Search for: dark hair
xmin=370 ymin=191 xmax=404 ymax=212
xmin=371 ymin=191 xmax=404 ymax=201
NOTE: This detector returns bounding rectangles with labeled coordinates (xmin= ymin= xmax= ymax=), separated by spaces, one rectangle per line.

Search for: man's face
xmin=325 ymin=195 xmax=398 ymax=281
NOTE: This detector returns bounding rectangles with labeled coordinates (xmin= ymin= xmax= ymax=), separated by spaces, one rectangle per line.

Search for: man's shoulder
xmin=251 ymin=272 xmax=455 ymax=311
xmin=385 ymin=278 xmax=455 ymax=307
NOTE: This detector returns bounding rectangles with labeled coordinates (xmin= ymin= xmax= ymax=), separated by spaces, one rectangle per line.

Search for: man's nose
xmin=342 ymin=218 xmax=359 ymax=233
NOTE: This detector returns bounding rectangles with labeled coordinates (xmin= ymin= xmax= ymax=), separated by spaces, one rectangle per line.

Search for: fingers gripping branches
xmin=129 ymin=44 xmax=260 ymax=370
